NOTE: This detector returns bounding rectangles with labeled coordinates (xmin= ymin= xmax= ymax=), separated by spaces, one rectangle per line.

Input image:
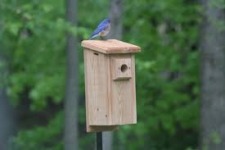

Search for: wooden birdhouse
xmin=81 ymin=39 xmax=141 ymax=132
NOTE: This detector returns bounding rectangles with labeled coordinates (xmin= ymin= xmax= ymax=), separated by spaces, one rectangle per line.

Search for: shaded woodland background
xmin=0 ymin=0 xmax=225 ymax=150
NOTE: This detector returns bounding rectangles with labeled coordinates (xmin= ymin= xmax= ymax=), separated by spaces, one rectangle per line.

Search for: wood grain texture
xmin=83 ymin=40 xmax=140 ymax=132
xmin=84 ymin=49 xmax=109 ymax=125
xmin=84 ymin=49 xmax=117 ymax=132
xmin=110 ymin=55 xmax=137 ymax=125
xmin=111 ymin=56 xmax=132 ymax=80
xmin=81 ymin=39 xmax=141 ymax=54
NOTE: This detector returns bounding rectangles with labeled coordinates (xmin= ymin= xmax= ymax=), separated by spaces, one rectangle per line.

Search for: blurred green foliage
xmin=0 ymin=0 xmax=200 ymax=149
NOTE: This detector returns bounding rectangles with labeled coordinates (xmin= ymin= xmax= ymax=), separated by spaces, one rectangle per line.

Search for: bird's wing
xmin=90 ymin=23 xmax=108 ymax=38
xmin=97 ymin=19 xmax=109 ymax=28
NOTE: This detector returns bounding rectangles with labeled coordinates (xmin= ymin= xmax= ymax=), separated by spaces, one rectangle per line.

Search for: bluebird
xmin=89 ymin=18 xmax=111 ymax=40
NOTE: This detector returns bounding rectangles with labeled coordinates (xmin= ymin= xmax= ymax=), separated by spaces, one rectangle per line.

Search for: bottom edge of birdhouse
xmin=89 ymin=121 xmax=137 ymax=126
xmin=86 ymin=122 xmax=137 ymax=132
xmin=86 ymin=125 xmax=118 ymax=132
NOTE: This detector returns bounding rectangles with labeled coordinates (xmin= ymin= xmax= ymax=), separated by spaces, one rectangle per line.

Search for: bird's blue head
xmin=104 ymin=18 xmax=110 ymax=23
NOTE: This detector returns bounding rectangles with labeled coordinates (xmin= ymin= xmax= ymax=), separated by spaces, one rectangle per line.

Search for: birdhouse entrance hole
xmin=120 ymin=64 xmax=128 ymax=72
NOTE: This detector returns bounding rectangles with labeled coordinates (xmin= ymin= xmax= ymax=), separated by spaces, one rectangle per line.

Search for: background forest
xmin=0 ymin=0 xmax=224 ymax=150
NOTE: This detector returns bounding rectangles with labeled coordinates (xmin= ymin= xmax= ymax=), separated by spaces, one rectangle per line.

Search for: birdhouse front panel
xmin=110 ymin=54 xmax=137 ymax=125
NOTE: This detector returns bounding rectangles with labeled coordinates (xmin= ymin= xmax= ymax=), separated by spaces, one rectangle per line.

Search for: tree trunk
xmin=200 ymin=0 xmax=225 ymax=149
xmin=108 ymin=0 xmax=123 ymax=39
xmin=0 ymin=54 xmax=17 ymax=150
xmin=64 ymin=0 xmax=79 ymax=149
xmin=103 ymin=0 xmax=123 ymax=150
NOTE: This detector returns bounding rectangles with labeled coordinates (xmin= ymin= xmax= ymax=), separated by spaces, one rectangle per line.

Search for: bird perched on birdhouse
xmin=89 ymin=18 xmax=111 ymax=40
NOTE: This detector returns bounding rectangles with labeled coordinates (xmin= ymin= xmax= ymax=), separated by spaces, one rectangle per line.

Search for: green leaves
xmin=1 ymin=0 xmax=201 ymax=149
xmin=29 ymin=74 xmax=65 ymax=111
xmin=11 ymin=112 xmax=63 ymax=150
xmin=121 ymin=0 xmax=200 ymax=149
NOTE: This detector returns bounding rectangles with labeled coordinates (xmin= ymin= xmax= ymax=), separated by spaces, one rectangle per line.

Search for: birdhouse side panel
xmin=84 ymin=49 xmax=110 ymax=125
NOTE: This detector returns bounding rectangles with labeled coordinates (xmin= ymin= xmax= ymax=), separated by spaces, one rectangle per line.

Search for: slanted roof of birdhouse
xmin=81 ymin=39 xmax=141 ymax=54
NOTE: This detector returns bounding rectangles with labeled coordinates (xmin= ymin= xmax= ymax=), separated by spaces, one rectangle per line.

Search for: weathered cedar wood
xmin=82 ymin=39 xmax=140 ymax=132
xmin=82 ymin=39 xmax=141 ymax=54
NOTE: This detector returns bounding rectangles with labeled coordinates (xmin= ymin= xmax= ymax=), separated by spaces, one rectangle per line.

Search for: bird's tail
xmin=89 ymin=34 xmax=99 ymax=40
